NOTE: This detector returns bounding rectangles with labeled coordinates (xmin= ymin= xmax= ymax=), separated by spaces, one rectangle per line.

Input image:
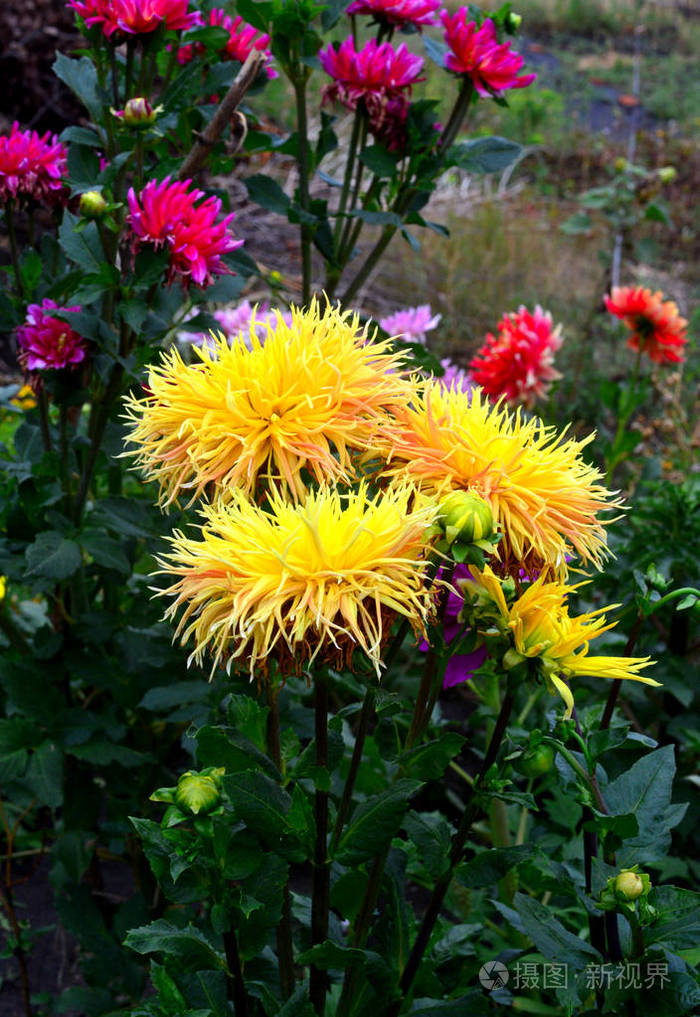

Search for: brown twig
xmin=178 ymin=51 xmax=264 ymax=181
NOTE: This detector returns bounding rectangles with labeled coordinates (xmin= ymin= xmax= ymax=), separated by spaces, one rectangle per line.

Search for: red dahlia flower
xmin=440 ymin=10 xmax=536 ymax=97
xmin=69 ymin=0 xmax=198 ymax=37
xmin=604 ymin=286 xmax=688 ymax=364
xmin=346 ymin=0 xmax=440 ymax=29
xmin=127 ymin=176 xmax=242 ymax=288
xmin=0 ymin=123 xmax=67 ymax=205
xmin=469 ymin=305 xmax=563 ymax=408
xmin=177 ymin=8 xmax=276 ymax=76
xmin=17 ymin=300 xmax=87 ymax=371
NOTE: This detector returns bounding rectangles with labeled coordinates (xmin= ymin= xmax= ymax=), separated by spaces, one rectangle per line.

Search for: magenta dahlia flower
xmin=320 ymin=37 xmax=424 ymax=124
xmin=469 ymin=305 xmax=563 ymax=408
xmin=419 ymin=564 xmax=488 ymax=688
xmin=440 ymin=11 xmax=536 ymax=97
xmin=380 ymin=304 xmax=441 ymax=344
xmin=17 ymin=300 xmax=87 ymax=372
xmin=346 ymin=0 xmax=440 ymax=29
xmin=127 ymin=176 xmax=242 ymax=288
xmin=69 ymin=0 xmax=198 ymax=37
xmin=0 ymin=123 xmax=67 ymax=205
xmin=177 ymin=8 xmax=277 ymax=76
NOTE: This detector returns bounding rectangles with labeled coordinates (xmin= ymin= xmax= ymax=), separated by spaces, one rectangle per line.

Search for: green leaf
xmin=336 ymin=779 xmax=421 ymax=865
xmin=197 ymin=725 xmax=280 ymax=780
xmin=25 ymin=741 xmax=64 ymax=808
xmin=26 ymin=531 xmax=82 ymax=581
xmin=644 ymin=886 xmax=700 ymax=951
xmin=20 ymin=250 xmax=43 ymax=296
xmin=59 ymin=210 xmax=104 ymax=273
xmin=447 ymin=136 xmax=522 ymax=175
xmin=560 ymin=211 xmax=594 ymax=235
xmin=244 ymin=174 xmax=290 ymax=215
xmin=403 ymin=811 xmax=452 ymax=879
xmin=603 ymin=745 xmax=686 ymax=865
xmin=80 ymin=531 xmax=130 ymax=574
xmin=53 ymin=53 xmax=103 ymax=121
xmin=67 ymin=739 xmax=149 ymax=767
xmin=360 ymin=146 xmax=400 ymax=178
xmin=223 ymin=771 xmax=292 ymax=844
xmin=400 ymin=732 xmax=465 ymax=780
xmin=234 ymin=0 xmax=272 ymax=32
xmin=423 ymin=35 xmax=449 ymax=68
xmin=139 ymin=681 xmax=211 ymax=712
xmin=459 ymin=845 xmax=539 ymax=888
xmin=88 ymin=496 xmax=160 ymax=538
xmin=276 ymin=986 xmax=316 ymax=1017
xmin=125 ymin=920 xmax=226 ymax=970
xmin=349 ymin=209 xmax=403 ymax=226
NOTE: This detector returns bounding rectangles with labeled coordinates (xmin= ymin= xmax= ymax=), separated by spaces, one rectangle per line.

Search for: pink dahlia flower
xmin=468 ymin=304 xmax=563 ymax=408
xmin=380 ymin=304 xmax=441 ymax=344
xmin=319 ymin=38 xmax=424 ymax=125
xmin=127 ymin=176 xmax=243 ymax=288
xmin=346 ymin=0 xmax=440 ymax=29
xmin=440 ymin=11 xmax=536 ymax=97
xmin=438 ymin=358 xmax=474 ymax=394
xmin=177 ymin=8 xmax=277 ymax=76
xmin=17 ymin=300 xmax=87 ymax=372
xmin=69 ymin=0 xmax=198 ymax=37
xmin=0 ymin=123 xmax=67 ymax=205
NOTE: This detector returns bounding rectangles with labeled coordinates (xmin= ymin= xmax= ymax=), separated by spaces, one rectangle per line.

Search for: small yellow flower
xmin=10 ymin=385 xmax=37 ymax=411
xmin=123 ymin=299 xmax=414 ymax=506
xmin=0 ymin=576 xmax=6 ymax=600
xmin=463 ymin=566 xmax=658 ymax=717
xmin=156 ymin=481 xmax=438 ymax=677
xmin=381 ymin=381 xmax=621 ymax=576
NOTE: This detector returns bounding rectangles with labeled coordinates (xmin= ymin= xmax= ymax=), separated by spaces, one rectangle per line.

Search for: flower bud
xmin=518 ymin=744 xmax=554 ymax=776
xmin=614 ymin=157 xmax=628 ymax=173
xmin=79 ymin=190 xmax=107 ymax=219
xmin=614 ymin=870 xmax=646 ymax=901
xmin=657 ymin=166 xmax=677 ymax=184
xmin=438 ymin=491 xmax=494 ymax=546
xmin=505 ymin=11 xmax=522 ymax=31
xmin=175 ymin=771 xmax=221 ymax=816
xmin=120 ymin=97 xmax=158 ymax=128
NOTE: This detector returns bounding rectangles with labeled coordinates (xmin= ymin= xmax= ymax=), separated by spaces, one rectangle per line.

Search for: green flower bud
xmin=657 ymin=166 xmax=677 ymax=184
xmin=120 ymin=97 xmax=158 ymax=128
xmin=79 ymin=190 xmax=107 ymax=219
xmin=438 ymin=491 xmax=494 ymax=546
xmin=518 ymin=744 xmax=554 ymax=777
xmin=614 ymin=870 xmax=647 ymax=901
xmin=505 ymin=11 xmax=522 ymax=31
xmin=175 ymin=771 xmax=221 ymax=816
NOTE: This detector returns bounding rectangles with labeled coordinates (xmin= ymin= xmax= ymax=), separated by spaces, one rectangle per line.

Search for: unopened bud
xmin=120 ymin=96 xmax=158 ymax=128
xmin=505 ymin=11 xmax=522 ymax=31
xmin=614 ymin=870 xmax=646 ymax=901
xmin=614 ymin=157 xmax=628 ymax=173
xmin=175 ymin=771 xmax=221 ymax=816
xmin=79 ymin=190 xmax=107 ymax=218
xmin=439 ymin=490 xmax=494 ymax=546
xmin=657 ymin=166 xmax=677 ymax=184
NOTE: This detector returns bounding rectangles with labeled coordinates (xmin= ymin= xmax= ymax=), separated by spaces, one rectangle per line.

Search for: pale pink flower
xmin=380 ymin=304 xmax=441 ymax=344
xmin=438 ymin=358 xmax=474 ymax=394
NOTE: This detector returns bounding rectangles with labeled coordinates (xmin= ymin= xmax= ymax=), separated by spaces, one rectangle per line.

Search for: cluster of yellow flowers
xmin=123 ymin=300 xmax=656 ymax=712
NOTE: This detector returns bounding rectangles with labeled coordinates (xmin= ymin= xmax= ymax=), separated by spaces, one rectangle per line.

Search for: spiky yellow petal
xmin=155 ymin=481 xmax=438 ymax=677
xmin=123 ymin=299 xmax=415 ymax=506
xmin=465 ymin=566 xmax=658 ymax=717
xmin=381 ymin=381 xmax=621 ymax=576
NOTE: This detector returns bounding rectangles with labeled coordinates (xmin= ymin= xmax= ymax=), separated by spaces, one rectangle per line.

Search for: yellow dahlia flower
xmin=122 ymin=299 xmax=414 ymax=506
xmin=382 ymin=381 xmax=620 ymax=576
xmin=156 ymin=481 xmax=438 ymax=677
xmin=463 ymin=566 xmax=658 ymax=717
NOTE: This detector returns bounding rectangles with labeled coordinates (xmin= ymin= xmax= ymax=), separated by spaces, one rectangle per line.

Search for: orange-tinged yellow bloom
xmin=123 ymin=298 xmax=414 ymax=506
xmin=463 ymin=566 xmax=658 ymax=717
xmin=156 ymin=481 xmax=438 ymax=677
xmin=10 ymin=384 xmax=37 ymax=410
xmin=382 ymin=381 xmax=620 ymax=576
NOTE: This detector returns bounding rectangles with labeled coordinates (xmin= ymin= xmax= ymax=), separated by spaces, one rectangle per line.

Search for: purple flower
xmin=419 ymin=563 xmax=488 ymax=688
xmin=438 ymin=357 xmax=475 ymax=394
xmin=379 ymin=304 xmax=442 ymax=344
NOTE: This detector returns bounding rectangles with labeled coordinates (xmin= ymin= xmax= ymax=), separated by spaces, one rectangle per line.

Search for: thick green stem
xmin=330 ymin=685 xmax=376 ymax=854
xmin=334 ymin=108 xmax=364 ymax=247
xmin=387 ymin=692 xmax=515 ymax=1016
xmin=37 ymin=392 xmax=53 ymax=452
xmin=437 ymin=78 xmax=474 ymax=155
xmin=310 ymin=673 xmax=330 ymax=1015
xmin=223 ymin=925 xmax=250 ymax=1017
xmin=405 ymin=563 xmax=455 ymax=749
xmin=292 ymin=72 xmax=313 ymax=305
xmin=336 ymin=845 xmax=390 ymax=1017
xmin=4 ymin=200 xmax=23 ymax=298
xmin=58 ymin=403 xmax=72 ymax=516
xmin=266 ymin=686 xmax=295 ymax=1000
xmin=339 ymin=224 xmax=395 ymax=307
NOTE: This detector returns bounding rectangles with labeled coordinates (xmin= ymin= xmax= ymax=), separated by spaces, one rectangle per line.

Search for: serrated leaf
xmin=197 ymin=725 xmax=280 ymax=780
xmin=59 ymin=210 xmax=104 ymax=273
xmin=447 ymin=136 xmax=522 ymax=175
xmin=25 ymin=741 xmax=63 ymax=808
xmin=244 ymin=174 xmax=290 ymax=215
xmin=400 ymin=732 xmax=465 ymax=780
xmin=125 ymin=920 xmax=226 ymax=970
xmin=53 ymin=53 xmax=103 ymax=121
xmin=644 ymin=886 xmax=700 ymax=950
xmin=360 ymin=145 xmax=400 ymax=178
xmin=336 ymin=779 xmax=420 ymax=865
xmin=80 ymin=531 xmax=130 ymax=574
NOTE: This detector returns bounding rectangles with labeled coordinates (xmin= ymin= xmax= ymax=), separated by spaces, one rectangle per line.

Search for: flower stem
xmin=600 ymin=609 xmax=644 ymax=730
xmin=310 ymin=672 xmax=330 ymax=1015
xmin=437 ymin=78 xmax=474 ymax=155
xmin=386 ymin=691 xmax=515 ymax=1016
xmin=223 ymin=925 xmax=250 ymax=1017
xmin=334 ymin=107 xmax=364 ymax=249
xmin=266 ymin=685 xmax=295 ymax=999
xmin=4 ymin=200 xmax=24 ymax=299
xmin=292 ymin=70 xmax=313 ymax=306
xmin=330 ymin=685 xmax=376 ymax=854
xmin=336 ymin=845 xmax=390 ymax=1017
